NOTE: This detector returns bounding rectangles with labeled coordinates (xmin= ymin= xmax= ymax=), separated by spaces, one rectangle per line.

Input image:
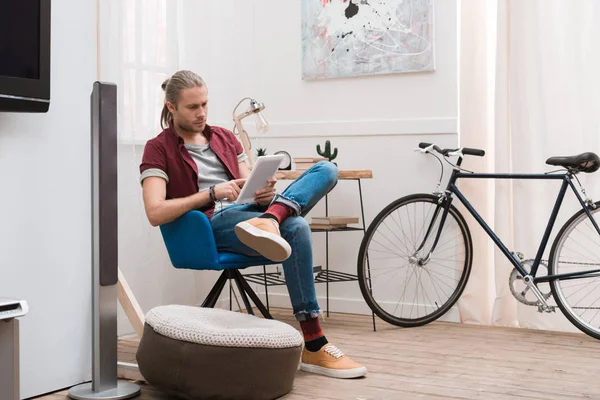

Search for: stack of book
xmin=309 ymin=216 xmax=359 ymax=229
xmin=294 ymin=157 xmax=328 ymax=170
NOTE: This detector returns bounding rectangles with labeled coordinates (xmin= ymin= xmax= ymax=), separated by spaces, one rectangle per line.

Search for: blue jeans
xmin=210 ymin=161 xmax=338 ymax=321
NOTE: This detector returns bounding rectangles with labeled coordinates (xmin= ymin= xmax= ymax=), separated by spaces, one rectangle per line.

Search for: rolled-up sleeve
xmin=233 ymin=133 xmax=244 ymax=156
xmin=140 ymin=141 xmax=168 ymax=184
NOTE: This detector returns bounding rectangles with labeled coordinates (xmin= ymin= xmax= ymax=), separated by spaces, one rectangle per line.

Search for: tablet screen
xmin=235 ymin=155 xmax=285 ymax=204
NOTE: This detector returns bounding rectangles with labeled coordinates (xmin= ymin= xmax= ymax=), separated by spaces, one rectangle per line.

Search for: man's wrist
xmin=209 ymin=185 xmax=217 ymax=203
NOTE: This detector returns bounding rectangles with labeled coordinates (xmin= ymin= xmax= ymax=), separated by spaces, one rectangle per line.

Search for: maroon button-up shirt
xmin=140 ymin=123 xmax=244 ymax=219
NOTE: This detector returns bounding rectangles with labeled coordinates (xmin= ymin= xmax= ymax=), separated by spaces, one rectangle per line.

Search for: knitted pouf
xmin=136 ymin=305 xmax=303 ymax=400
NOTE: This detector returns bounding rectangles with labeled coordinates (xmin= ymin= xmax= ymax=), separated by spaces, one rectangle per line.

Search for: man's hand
xmin=255 ymin=177 xmax=277 ymax=206
xmin=214 ymin=179 xmax=246 ymax=201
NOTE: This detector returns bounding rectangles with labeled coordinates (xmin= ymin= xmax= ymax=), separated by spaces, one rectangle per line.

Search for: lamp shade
xmin=232 ymin=97 xmax=269 ymax=167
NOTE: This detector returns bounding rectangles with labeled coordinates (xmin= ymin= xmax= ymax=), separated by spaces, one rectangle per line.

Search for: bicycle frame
xmin=425 ymin=159 xmax=600 ymax=284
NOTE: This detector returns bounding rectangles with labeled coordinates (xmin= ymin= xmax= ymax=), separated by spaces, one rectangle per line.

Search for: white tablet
xmin=235 ymin=154 xmax=285 ymax=204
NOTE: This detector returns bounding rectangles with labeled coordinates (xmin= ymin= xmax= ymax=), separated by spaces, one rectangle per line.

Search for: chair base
xmin=202 ymin=269 xmax=273 ymax=319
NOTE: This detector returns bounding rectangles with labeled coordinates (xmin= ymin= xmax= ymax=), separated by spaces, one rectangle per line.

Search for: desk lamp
xmin=232 ymin=97 xmax=269 ymax=167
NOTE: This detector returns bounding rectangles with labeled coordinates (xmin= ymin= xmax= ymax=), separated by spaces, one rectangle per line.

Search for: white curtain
xmin=459 ymin=0 xmax=600 ymax=333
xmin=98 ymin=0 xmax=182 ymax=143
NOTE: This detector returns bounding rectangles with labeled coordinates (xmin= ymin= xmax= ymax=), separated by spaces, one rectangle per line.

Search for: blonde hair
xmin=160 ymin=70 xmax=206 ymax=129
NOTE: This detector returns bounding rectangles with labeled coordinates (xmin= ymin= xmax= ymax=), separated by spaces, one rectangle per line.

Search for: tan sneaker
xmin=300 ymin=344 xmax=367 ymax=379
xmin=234 ymin=217 xmax=292 ymax=262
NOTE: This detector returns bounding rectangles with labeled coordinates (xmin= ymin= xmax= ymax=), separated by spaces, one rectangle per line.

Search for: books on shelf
xmin=309 ymin=216 xmax=360 ymax=230
xmin=309 ymin=223 xmax=348 ymax=230
xmin=311 ymin=216 xmax=359 ymax=225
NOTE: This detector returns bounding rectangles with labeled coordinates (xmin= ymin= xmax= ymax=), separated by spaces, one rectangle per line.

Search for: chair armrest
xmin=159 ymin=210 xmax=220 ymax=270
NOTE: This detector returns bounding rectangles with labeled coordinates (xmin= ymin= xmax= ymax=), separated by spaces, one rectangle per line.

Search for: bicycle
xmin=357 ymin=142 xmax=600 ymax=340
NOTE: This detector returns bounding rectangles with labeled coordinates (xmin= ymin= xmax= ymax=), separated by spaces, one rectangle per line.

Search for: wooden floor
xmin=38 ymin=308 xmax=600 ymax=399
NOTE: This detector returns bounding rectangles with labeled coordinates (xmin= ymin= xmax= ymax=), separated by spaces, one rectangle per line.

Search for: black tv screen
xmin=0 ymin=2 xmax=41 ymax=80
xmin=0 ymin=0 xmax=50 ymax=113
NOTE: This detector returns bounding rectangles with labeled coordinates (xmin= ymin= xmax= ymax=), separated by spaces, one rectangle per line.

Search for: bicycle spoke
xmin=368 ymin=263 xmax=410 ymax=279
xmin=567 ymin=279 xmax=600 ymax=309
xmin=424 ymin=267 xmax=459 ymax=289
xmin=369 ymin=235 xmax=408 ymax=259
xmin=424 ymin=269 xmax=453 ymax=300
xmin=562 ymin=237 xmax=600 ymax=264
xmin=423 ymin=268 xmax=446 ymax=310
xmin=376 ymin=219 xmax=410 ymax=255
xmin=393 ymin=263 xmax=418 ymax=319
xmin=378 ymin=216 xmax=412 ymax=256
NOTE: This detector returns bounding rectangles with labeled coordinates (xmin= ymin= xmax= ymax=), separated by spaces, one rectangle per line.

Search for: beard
xmin=178 ymin=119 xmax=205 ymax=134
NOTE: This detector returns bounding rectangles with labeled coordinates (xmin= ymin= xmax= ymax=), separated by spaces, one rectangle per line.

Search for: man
xmin=140 ymin=70 xmax=366 ymax=379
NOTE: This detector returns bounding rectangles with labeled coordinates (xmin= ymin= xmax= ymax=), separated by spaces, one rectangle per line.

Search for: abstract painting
xmin=301 ymin=0 xmax=434 ymax=79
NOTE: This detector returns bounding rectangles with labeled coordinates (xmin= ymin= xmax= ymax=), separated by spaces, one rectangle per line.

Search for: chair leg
xmin=263 ymin=265 xmax=270 ymax=312
xmin=202 ymin=271 xmax=229 ymax=308
xmin=231 ymin=270 xmax=273 ymax=319
xmin=233 ymin=274 xmax=255 ymax=316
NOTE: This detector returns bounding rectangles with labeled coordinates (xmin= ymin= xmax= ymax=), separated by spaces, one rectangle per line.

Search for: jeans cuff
xmin=273 ymin=193 xmax=301 ymax=216
xmin=294 ymin=310 xmax=321 ymax=321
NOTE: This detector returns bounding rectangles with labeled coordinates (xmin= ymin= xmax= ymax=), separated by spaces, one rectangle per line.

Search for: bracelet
xmin=209 ymin=185 xmax=217 ymax=203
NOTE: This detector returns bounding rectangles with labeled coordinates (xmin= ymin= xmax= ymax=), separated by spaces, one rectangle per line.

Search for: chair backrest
xmin=159 ymin=210 xmax=221 ymax=270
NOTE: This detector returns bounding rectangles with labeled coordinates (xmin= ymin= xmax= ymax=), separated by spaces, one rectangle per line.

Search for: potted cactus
xmin=255 ymin=148 xmax=268 ymax=157
xmin=316 ymin=140 xmax=338 ymax=165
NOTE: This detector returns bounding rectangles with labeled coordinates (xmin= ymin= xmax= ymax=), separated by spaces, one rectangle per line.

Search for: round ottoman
xmin=136 ymin=305 xmax=303 ymax=400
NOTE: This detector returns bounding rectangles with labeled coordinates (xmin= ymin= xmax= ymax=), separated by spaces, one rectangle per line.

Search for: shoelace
xmin=267 ymin=218 xmax=280 ymax=233
xmin=324 ymin=345 xmax=344 ymax=359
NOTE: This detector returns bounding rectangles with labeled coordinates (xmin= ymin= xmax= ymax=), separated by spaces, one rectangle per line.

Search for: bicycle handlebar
xmin=418 ymin=142 xmax=485 ymax=157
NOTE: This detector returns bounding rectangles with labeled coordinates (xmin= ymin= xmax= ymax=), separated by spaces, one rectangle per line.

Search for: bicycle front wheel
xmin=357 ymin=194 xmax=473 ymax=327
xmin=549 ymin=200 xmax=600 ymax=340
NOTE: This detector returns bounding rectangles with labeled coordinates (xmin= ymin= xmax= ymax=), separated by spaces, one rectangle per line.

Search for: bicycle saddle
xmin=546 ymin=152 xmax=600 ymax=173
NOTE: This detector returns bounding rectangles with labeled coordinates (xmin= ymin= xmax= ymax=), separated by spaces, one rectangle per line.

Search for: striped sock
xmin=300 ymin=316 xmax=329 ymax=352
xmin=259 ymin=202 xmax=293 ymax=224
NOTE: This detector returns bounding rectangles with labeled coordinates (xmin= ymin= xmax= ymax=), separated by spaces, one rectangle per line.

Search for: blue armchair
xmin=159 ymin=210 xmax=278 ymax=319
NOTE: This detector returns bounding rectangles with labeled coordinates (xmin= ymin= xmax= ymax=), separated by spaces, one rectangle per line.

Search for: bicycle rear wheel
xmin=357 ymin=193 xmax=473 ymax=327
xmin=549 ymin=201 xmax=600 ymax=340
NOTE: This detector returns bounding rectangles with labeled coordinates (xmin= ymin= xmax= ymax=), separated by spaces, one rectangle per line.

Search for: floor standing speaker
xmin=68 ymin=82 xmax=140 ymax=400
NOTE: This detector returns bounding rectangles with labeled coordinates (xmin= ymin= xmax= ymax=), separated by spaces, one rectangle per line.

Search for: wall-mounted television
xmin=0 ymin=0 xmax=51 ymax=113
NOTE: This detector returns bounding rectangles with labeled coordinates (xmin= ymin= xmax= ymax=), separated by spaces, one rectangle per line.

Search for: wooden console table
xmin=276 ymin=169 xmax=373 ymax=180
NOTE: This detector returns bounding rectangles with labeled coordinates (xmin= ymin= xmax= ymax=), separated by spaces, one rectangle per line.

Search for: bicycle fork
xmin=413 ymin=192 xmax=453 ymax=264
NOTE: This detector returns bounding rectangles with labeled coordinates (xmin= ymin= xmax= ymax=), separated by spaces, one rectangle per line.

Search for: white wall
xmin=0 ymin=0 xmax=97 ymax=397
xmin=117 ymin=0 xmax=458 ymax=335
xmin=181 ymin=0 xmax=457 ymax=136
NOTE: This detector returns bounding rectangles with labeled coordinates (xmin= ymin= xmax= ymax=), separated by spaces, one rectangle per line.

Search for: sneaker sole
xmin=234 ymin=222 xmax=292 ymax=262
xmin=299 ymin=362 xmax=367 ymax=379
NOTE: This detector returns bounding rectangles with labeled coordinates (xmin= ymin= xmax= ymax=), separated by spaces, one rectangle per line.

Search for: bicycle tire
xmin=357 ymin=193 xmax=473 ymax=327
xmin=549 ymin=200 xmax=600 ymax=340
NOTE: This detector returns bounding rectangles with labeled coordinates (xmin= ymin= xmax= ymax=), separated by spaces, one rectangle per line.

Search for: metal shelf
xmin=243 ymin=266 xmax=357 ymax=287
xmin=243 ymin=272 xmax=286 ymax=287
xmin=314 ymin=269 xmax=358 ymax=283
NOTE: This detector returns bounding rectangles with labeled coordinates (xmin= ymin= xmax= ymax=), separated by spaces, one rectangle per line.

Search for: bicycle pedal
xmin=537 ymin=304 xmax=556 ymax=313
